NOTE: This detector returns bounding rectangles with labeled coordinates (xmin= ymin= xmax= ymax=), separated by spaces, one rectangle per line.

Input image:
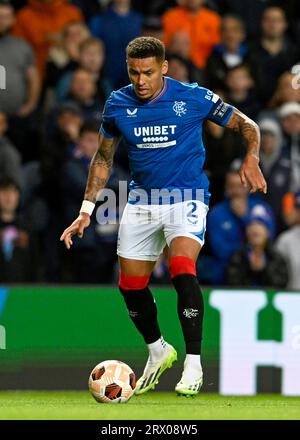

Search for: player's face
xmin=127 ymin=57 xmax=168 ymax=100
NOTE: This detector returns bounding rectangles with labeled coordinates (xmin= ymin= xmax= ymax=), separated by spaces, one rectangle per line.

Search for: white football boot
xmin=175 ymin=356 xmax=203 ymax=396
xmin=175 ymin=374 xmax=203 ymax=396
xmin=135 ymin=343 xmax=177 ymax=395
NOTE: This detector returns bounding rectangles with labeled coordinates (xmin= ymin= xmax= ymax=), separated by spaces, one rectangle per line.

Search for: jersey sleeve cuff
xmin=219 ymin=105 xmax=234 ymax=127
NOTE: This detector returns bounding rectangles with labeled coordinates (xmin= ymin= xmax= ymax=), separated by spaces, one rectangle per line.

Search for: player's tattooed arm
xmin=84 ymin=134 xmax=115 ymax=203
xmin=226 ymin=107 xmax=260 ymax=159
xmin=60 ymin=134 xmax=116 ymax=248
xmin=226 ymin=107 xmax=267 ymax=194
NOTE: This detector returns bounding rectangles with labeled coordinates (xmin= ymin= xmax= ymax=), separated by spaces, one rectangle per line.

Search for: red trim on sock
xmin=119 ymin=272 xmax=150 ymax=290
xmin=169 ymin=256 xmax=196 ymax=278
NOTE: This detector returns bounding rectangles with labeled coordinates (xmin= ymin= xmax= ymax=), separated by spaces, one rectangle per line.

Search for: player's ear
xmin=162 ymin=60 xmax=168 ymax=75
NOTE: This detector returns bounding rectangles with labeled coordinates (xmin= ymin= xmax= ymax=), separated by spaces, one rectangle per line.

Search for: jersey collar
xmin=148 ymin=77 xmax=168 ymax=105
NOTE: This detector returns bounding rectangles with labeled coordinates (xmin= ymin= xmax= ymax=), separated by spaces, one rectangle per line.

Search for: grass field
xmin=0 ymin=391 xmax=299 ymax=420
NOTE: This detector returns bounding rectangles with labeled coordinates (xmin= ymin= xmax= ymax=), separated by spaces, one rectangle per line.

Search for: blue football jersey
xmin=100 ymin=76 xmax=233 ymax=205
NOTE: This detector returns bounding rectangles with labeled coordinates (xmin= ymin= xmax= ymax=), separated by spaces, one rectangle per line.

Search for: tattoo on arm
xmin=226 ymin=107 xmax=260 ymax=159
xmin=84 ymin=135 xmax=115 ymax=203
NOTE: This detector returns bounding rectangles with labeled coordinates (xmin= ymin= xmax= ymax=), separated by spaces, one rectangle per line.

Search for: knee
xmin=169 ymin=256 xmax=196 ymax=279
xmin=119 ymin=272 xmax=150 ymax=291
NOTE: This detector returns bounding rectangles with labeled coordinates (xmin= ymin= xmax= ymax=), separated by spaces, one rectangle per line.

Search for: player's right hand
xmin=60 ymin=213 xmax=91 ymax=249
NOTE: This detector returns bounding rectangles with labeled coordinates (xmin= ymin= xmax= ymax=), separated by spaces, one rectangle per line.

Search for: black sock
xmin=171 ymin=274 xmax=204 ymax=354
xmin=119 ymin=286 xmax=161 ymax=344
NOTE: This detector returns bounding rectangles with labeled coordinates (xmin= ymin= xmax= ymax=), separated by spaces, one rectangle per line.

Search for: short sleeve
xmin=197 ymin=86 xmax=234 ymax=126
xmin=100 ymin=93 xmax=120 ymax=139
xmin=22 ymin=41 xmax=35 ymax=68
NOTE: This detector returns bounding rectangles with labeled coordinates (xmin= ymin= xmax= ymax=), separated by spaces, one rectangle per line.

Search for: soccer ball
xmin=88 ymin=360 xmax=136 ymax=403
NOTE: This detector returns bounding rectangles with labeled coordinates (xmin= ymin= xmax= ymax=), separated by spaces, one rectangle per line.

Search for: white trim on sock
xmin=148 ymin=336 xmax=167 ymax=361
xmin=182 ymin=354 xmax=203 ymax=383
xmin=185 ymin=354 xmax=201 ymax=368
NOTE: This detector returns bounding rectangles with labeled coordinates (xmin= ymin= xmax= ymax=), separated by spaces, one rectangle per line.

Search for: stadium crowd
xmin=0 ymin=0 xmax=300 ymax=288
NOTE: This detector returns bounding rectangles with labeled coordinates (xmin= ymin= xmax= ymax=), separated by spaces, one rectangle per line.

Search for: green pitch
xmin=0 ymin=391 xmax=299 ymax=420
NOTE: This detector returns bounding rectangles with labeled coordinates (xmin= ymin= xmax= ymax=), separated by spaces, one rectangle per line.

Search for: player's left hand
xmin=60 ymin=213 xmax=91 ymax=249
xmin=239 ymin=154 xmax=267 ymax=194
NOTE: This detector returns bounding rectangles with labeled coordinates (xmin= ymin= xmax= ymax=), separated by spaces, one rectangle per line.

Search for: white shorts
xmin=117 ymin=200 xmax=209 ymax=261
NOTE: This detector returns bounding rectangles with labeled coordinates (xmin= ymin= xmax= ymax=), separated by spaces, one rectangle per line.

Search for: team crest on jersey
xmin=127 ymin=108 xmax=138 ymax=117
xmin=173 ymin=101 xmax=187 ymax=117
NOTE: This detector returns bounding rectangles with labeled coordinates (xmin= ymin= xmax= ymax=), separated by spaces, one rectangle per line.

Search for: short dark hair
xmin=263 ymin=5 xmax=287 ymax=20
xmin=126 ymin=37 xmax=165 ymax=62
xmin=227 ymin=62 xmax=252 ymax=77
xmin=0 ymin=176 xmax=20 ymax=192
xmin=221 ymin=14 xmax=246 ymax=33
xmin=79 ymin=121 xmax=99 ymax=137
xmin=0 ymin=0 xmax=13 ymax=9
xmin=57 ymin=101 xmax=82 ymax=117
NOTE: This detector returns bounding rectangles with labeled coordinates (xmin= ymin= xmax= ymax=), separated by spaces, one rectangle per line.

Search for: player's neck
xmin=142 ymin=77 xmax=165 ymax=102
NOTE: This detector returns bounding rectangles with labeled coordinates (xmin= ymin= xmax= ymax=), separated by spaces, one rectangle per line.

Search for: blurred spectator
xmin=56 ymin=37 xmax=113 ymax=105
xmin=168 ymin=31 xmax=190 ymax=59
xmin=45 ymin=21 xmax=90 ymax=90
xmin=41 ymin=101 xmax=83 ymax=208
xmin=0 ymin=1 xmax=40 ymax=117
xmin=282 ymin=190 xmax=300 ymax=227
xmin=0 ymin=112 xmax=22 ymax=188
xmin=279 ymin=102 xmax=300 ymax=192
xmin=225 ymin=63 xmax=261 ymax=120
xmin=207 ymin=167 xmax=275 ymax=284
xmin=89 ymin=0 xmax=143 ymax=89
xmin=63 ymin=68 xmax=101 ymax=122
xmin=0 ymin=1 xmax=41 ymax=161
xmin=77 ymin=37 xmax=113 ymax=100
xmin=205 ymin=14 xmax=247 ymax=90
xmin=166 ymin=53 xmax=191 ymax=83
xmin=167 ymin=31 xmax=202 ymax=83
xmin=20 ymin=159 xmax=48 ymax=235
xmin=0 ymin=176 xmax=38 ymax=282
xmin=275 ymin=195 xmax=300 ymax=289
xmin=268 ymin=71 xmax=300 ymax=109
xmin=12 ymin=0 xmax=83 ymax=79
xmin=142 ymin=15 xmax=163 ymax=41
xmin=215 ymin=0 xmax=282 ymax=39
xmin=226 ymin=209 xmax=288 ymax=287
xmin=41 ymin=101 xmax=83 ymax=282
xmin=61 ymin=122 xmax=120 ymax=283
xmin=162 ymin=0 xmax=221 ymax=70
xmin=78 ymin=38 xmax=105 ymax=81
xmin=258 ymin=118 xmax=290 ymax=233
xmin=204 ymin=115 xmax=246 ymax=204
xmin=247 ymin=6 xmax=299 ymax=105
xmin=62 ymin=122 xmax=99 ymax=223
